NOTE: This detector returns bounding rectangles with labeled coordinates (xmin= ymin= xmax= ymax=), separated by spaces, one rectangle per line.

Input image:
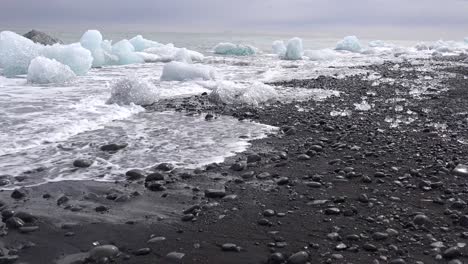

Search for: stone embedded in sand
xmin=147 ymin=236 xmax=166 ymax=243
xmin=166 ymin=252 xmax=185 ymax=262
xmin=89 ymin=245 xmax=119 ymax=260
xmin=204 ymin=189 xmax=226 ymax=198
xmin=413 ymin=214 xmax=431 ymax=226
xmin=287 ymin=251 xmax=309 ymax=264
xmin=221 ymin=243 xmax=240 ymax=252
xmin=452 ymin=164 xmax=468 ymax=177
xmin=230 ymin=161 xmax=247 ymax=171
xmin=5 ymin=217 xmax=25 ymax=229
xmin=126 ymin=169 xmax=146 ymax=181
xmin=11 ymin=189 xmax=26 ymax=199
xmin=155 ymin=163 xmax=175 ymax=171
xmin=73 ymin=159 xmax=93 ymax=168
xmin=145 ymin=172 xmax=165 ymax=182
xmin=100 ymin=143 xmax=128 ymax=152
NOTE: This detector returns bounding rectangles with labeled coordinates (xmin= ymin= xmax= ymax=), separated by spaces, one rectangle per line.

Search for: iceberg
xmin=336 ymin=36 xmax=362 ymax=52
xmin=0 ymin=31 xmax=41 ymax=77
xmin=160 ymin=61 xmax=216 ymax=81
xmin=107 ymin=76 xmax=159 ymax=106
xmin=272 ymin=40 xmax=286 ymax=56
xmin=27 ymin=56 xmax=76 ymax=84
xmin=174 ymin=48 xmax=192 ymax=63
xmin=284 ymin=37 xmax=303 ymax=60
xmin=80 ymin=30 xmax=106 ymax=67
xmin=112 ymin=39 xmax=144 ymax=65
xmin=213 ymin=42 xmax=257 ymax=56
xmin=209 ymin=81 xmax=278 ymax=106
xmin=143 ymin=44 xmax=204 ymax=62
xmin=304 ymin=49 xmax=337 ymax=61
xmin=129 ymin=35 xmax=163 ymax=52
xmin=41 ymin=43 xmax=93 ymax=75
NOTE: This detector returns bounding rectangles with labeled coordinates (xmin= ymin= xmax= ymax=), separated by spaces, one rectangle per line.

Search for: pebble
xmin=204 ymin=189 xmax=226 ymax=198
xmin=166 ymin=252 xmax=185 ymax=262
xmin=268 ymin=252 xmax=286 ymax=264
xmin=247 ymin=154 xmax=261 ymax=163
xmin=221 ymin=243 xmax=240 ymax=252
xmin=11 ymin=189 xmax=26 ymax=199
xmin=287 ymin=251 xmax=309 ymax=264
xmin=155 ymin=163 xmax=174 ymax=171
xmin=230 ymin=161 xmax=247 ymax=171
xmin=297 ymin=154 xmax=311 ymax=161
xmin=73 ymin=159 xmax=93 ymax=168
xmin=413 ymin=214 xmax=430 ymax=225
xmin=19 ymin=226 xmax=39 ymax=233
xmin=133 ymin=248 xmax=151 ymax=256
xmin=443 ymin=247 xmax=461 ymax=259
xmin=5 ymin=217 xmax=25 ymax=229
xmin=125 ymin=169 xmax=146 ymax=181
xmin=89 ymin=245 xmax=119 ymax=260
xmin=147 ymin=236 xmax=166 ymax=243
xmin=324 ymin=208 xmax=341 ymax=215
xmin=100 ymin=143 xmax=128 ymax=152
xmin=146 ymin=172 xmax=165 ymax=182
xmin=452 ymin=164 xmax=468 ymax=177
xmin=263 ymin=209 xmax=276 ymax=217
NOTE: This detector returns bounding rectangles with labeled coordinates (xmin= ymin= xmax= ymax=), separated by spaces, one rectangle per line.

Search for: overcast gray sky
xmin=1 ymin=0 xmax=467 ymax=37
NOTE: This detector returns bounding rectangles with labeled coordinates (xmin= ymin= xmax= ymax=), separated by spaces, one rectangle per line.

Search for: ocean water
xmin=1 ymin=30 xmax=467 ymax=188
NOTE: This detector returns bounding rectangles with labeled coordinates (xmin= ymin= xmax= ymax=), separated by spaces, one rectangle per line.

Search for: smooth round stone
xmin=287 ymin=251 xmax=309 ymax=264
xmin=221 ymin=243 xmax=239 ymax=252
xmin=263 ymin=209 xmax=276 ymax=217
xmin=73 ymin=159 xmax=93 ymax=168
xmin=89 ymin=245 xmax=119 ymax=260
xmin=6 ymin=217 xmax=25 ymax=229
xmin=147 ymin=236 xmax=166 ymax=243
xmin=166 ymin=251 xmax=185 ymax=262
xmin=19 ymin=226 xmax=39 ymax=233
xmin=268 ymin=252 xmax=286 ymax=264
xmin=443 ymin=247 xmax=461 ymax=259
xmin=133 ymin=248 xmax=151 ymax=256
xmin=413 ymin=214 xmax=430 ymax=225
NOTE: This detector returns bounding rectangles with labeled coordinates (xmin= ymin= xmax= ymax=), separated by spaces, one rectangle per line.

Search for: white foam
xmin=160 ymin=61 xmax=217 ymax=81
xmin=209 ymin=81 xmax=278 ymax=106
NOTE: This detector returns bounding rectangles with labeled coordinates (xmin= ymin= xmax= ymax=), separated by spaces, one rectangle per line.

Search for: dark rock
xmin=100 ymin=143 xmax=128 ymax=152
xmin=204 ymin=189 xmax=226 ymax=198
xmin=443 ymin=247 xmax=461 ymax=259
xmin=389 ymin=259 xmax=406 ymax=264
xmin=181 ymin=214 xmax=195 ymax=222
xmin=247 ymin=154 xmax=262 ymax=163
xmin=23 ymin=30 xmax=62 ymax=45
xmin=166 ymin=252 xmax=185 ymax=262
xmin=287 ymin=251 xmax=309 ymax=264
xmin=133 ymin=248 xmax=151 ymax=256
xmin=0 ymin=255 xmax=19 ymax=264
xmin=459 ymin=215 xmax=468 ymax=227
xmin=362 ymin=243 xmax=378 ymax=252
xmin=221 ymin=243 xmax=240 ymax=252
xmin=413 ymin=214 xmax=431 ymax=226
xmin=73 ymin=159 xmax=93 ymax=168
xmin=372 ymin=232 xmax=389 ymax=241
xmin=13 ymin=211 xmax=37 ymax=223
xmin=95 ymin=206 xmax=109 ymax=212
xmin=19 ymin=226 xmax=39 ymax=233
xmin=297 ymin=154 xmax=311 ymax=161
xmin=276 ymin=177 xmax=290 ymax=185
xmin=57 ymin=195 xmax=69 ymax=206
xmin=126 ymin=169 xmax=146 ymax=181
xmin=5 ymin=217 xmax=25 ymax=229
xmin=11 ymin=189 xmax=26 ymax=199
xmin=230 ymin=161 xmax=247 ymax=171
xmin=324 ymin=208 xmax=341 ymax=215
xmin=155 ymin=163 xmax=174 ymax=171
xmin=263 ymin=209 xmax=276 ymax=217
xmin=146 ymin=182 xmax=166 ymax=191
xmin=146 ymin=172 xmax=165 ymax=182
xmin=268 ymin=252 xmax=286 ymax=264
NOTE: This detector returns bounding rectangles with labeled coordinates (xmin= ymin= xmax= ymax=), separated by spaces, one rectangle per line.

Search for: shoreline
xmin=1 ymin=57 xmax=468 ymax=263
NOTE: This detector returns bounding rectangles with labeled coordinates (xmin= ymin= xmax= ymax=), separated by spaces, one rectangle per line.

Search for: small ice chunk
xmin=80 ymin=30 xmax=106 ymax=67
xmin=415 ymin=42 xmax=429 ymax=51
xmin=41 ymin=43 xmax=93 ymax=75
xmin=0 ymin=31 xmax=41 ymax=76
xmin=368 ymin=40 xmax=387 ymax=48
xmin=136 ymin=52 xmax=161 ymax=62
xmin=283 ymin=37 xmax=303 ymax=60
xmin=304 ymin=49 xmax=337 ymax=61
xmin=112 ymin=39 xmax=144 ymax=65
xmin=107 ymin=76 xmax=159 ymax=105
xmin=214 ymin=43 xmax=257 ymax=56
xmin=27 ymin=56 xmax=76 ymax=84
xmin=209 ymin=81 xmax=278 ymax=106
xmin=129 ymin=35 xmax=163 ymax=52
xmin=160 ymin=61 xmax=216 ymax=81
xmin=187 ymin=50 xmax=204 ymax=62
xmin=336 ymin=36 xmax=362 ymax=52
xmin=272 ymin=40 xmax=286 ymax=56
xmin=354 ymin=100 xmax=372 ymax=111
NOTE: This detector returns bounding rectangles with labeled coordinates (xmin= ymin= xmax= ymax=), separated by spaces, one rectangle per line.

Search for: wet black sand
xmin=1 ymin=58 xmax=468 ymax=264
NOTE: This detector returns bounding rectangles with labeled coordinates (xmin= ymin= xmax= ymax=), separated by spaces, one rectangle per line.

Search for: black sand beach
xmin=1 ymin=57 xmax=468 ymax=264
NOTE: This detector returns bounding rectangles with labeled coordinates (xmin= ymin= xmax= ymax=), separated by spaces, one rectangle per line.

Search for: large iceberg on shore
xmin=160 ymin=61 xmax=216 ymax=81
xmin=112 ymin=39 xmax=145 ymax=65
xmin=42 ymin=43 xmax=93 ymax=75
xmin=0 ymin=31 xmax=92 ymax=76
xmin=336 ymin=36 xmax=362 ymax=52
xmin=0 ymin=31 xmax=41 ymax=77
xmin=272 ymin=40 xmax=286 ymax=56
xmin=209 ymin=81 xmax=278 ymax=106
xmin=130 ymin=35 xmax=163 ymax=51
xmin=80 ymin=30 xmax=106 ymax=67
xmin=284 ymin=37 xmax=303 ymax=60
xmin=213 ymin=42 xmax=257 ymax=56
xmin=27 ymin=56 xmax=76 ymax=84
xmin=107 ymin=76 xmax=159 ymax=106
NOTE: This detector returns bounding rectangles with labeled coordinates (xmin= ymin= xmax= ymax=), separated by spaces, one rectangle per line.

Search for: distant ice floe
xmin=27 ymin=56 xmax=76 ymax=84
xmin=107 ymin=76 xmax=159 ymax=106
xmin=160 ymin=61 xmax=217 ymax=81
xmin=303 ymin=49 xmax=337 ymax=61
xmin=209 ymin=81 xmax=278 ymax=106
xmin=336 ymin=36 xmax=362 ymax=53
xmin=213 ymin=42 xmax=258 ymax=56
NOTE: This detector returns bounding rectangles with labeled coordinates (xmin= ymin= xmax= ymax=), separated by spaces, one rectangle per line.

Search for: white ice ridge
xmin=0 ymin=31 xmax=92 ymax=76
xmin=209 ymin=81 xmax=278 ymax=106
xmin=160 ymin=61 xmax=217 ymax=81
xmin=107 ymin=76 xmax=160 ymax=106
xmin=303 ymin=49 xmax=337 ymax=61
xmin=27 ymin=56 xmax=76 ymax=84
xmin=336 ymin=36 xmax=362 ymax=52
xmin=283 ymin=37 xmax=303 ymax=60
xmin=213 ymin=42 xmax=258 ymax=56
